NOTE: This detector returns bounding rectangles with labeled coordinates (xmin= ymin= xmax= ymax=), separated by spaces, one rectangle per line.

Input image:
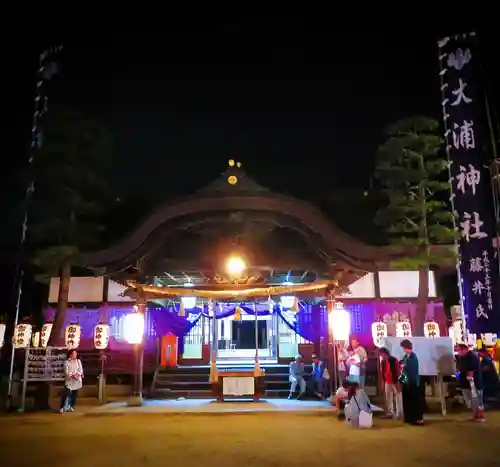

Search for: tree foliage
xmin=374 ymin=116 xmax=457 ymax=334
xmin=28 ymin=110 xmax=113 ymax=343
xmin=375 ymin=116 xmax=457 ymax=264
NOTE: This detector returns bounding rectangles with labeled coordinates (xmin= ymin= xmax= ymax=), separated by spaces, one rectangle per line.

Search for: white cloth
xmin=355 ymin=346 xmax=368 ymax=367
xmin=64 ymin=359 xmax=83 ymax=391
xmin=289 ymin=375 xmax=306 ymax=394
xmin=384 ymin=383 xmax=403 ymax=417
xmin=348 ymin=354 xmax=361 ymax=377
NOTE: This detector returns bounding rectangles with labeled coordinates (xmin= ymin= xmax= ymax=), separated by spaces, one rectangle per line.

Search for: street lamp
xmin=329 ymin=302 xmax=351 ymax=390
xmin=124 ymin=312 xmax=145 ymax=345
xmin=329 ymin=302 xmax=351 ymax=342
xmin=124 ymin=308 xmax=145 ymax=406
xmin=226 ymin=256 xmax=246 ymax=276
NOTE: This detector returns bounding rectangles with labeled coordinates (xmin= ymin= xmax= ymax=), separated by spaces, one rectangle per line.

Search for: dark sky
xmin=8 ymin=15 xmax=498 ymax=248
xmin=4 ymin=13 xmax=496 ymax=312
xmin=12 ymin=16 xmax=497 ymax=204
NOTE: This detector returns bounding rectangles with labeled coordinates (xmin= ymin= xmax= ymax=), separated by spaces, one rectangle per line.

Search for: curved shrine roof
xmin=82 ymin=162 xmax=392 ymax=273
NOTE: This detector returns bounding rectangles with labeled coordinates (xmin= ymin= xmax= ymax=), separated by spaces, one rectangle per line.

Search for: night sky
xmin=5 ymin=15 xmax=497 ymax=309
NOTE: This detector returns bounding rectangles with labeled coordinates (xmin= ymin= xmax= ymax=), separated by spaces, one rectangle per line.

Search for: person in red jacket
xmin=379 ymin=347 xmax=403 ymax=419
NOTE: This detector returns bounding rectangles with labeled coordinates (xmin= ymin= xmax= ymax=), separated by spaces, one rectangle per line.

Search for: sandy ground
xmin=1 ymin=411 xmax=499 ymax=466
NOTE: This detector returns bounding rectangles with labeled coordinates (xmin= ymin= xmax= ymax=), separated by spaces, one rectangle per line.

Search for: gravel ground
xmin=1 ymin=411 xmax=499 ymax=466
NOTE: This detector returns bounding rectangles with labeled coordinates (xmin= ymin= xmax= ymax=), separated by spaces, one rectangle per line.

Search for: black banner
xmin=438 ymin=33 xmax=500 ymax=334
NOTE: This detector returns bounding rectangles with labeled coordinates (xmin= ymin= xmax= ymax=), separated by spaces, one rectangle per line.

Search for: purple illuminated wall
xmin=44 ymin=300 xmax=446 ymax=351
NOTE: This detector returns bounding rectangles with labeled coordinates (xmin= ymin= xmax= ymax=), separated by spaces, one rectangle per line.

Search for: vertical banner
xmin=438 ymin=33 xmax=500 ymax=334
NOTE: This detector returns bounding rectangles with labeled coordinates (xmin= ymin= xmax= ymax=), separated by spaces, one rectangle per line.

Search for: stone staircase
xmin=150 ymin=363 xmax=313 ymax=399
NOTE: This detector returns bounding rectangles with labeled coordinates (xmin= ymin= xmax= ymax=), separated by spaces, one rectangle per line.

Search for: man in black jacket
xmin=379 ymin=347 xmax=403 ymax=419
xmin=456 ymin=344 xmax=485 ymax=422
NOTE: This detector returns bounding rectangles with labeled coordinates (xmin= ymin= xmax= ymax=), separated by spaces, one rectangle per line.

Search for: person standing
xmin=477 ymin=347 xmax=500 ymax=403
xmin=351 ymin=338 xmax=368 ymax=387
xmin=288 ymin=354 xmax=306 ymax=399
xmin=60 ymin=349 xmax=84 ymax=413
xmin=399 ymin=339 xmax=423 ymax=425
xmin=456 ymin=344 xmax=485 ymax=422
xmin=379 ymin=347 xmax=403 ymax=419
xmin=346 ymin=347 xmax=361 ymax=384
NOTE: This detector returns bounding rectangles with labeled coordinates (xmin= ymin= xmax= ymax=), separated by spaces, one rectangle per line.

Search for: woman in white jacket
xmin=60 ymin=349 xmax=84 ymax=413
xmin=343 ymin=381 xmax=372 ymax=427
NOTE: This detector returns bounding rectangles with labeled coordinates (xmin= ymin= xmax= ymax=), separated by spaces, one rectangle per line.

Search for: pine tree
xmin=374 ymin=116 xmax=457 ymax=335
xmin=29 ymin=110 xmax=113 ymax=345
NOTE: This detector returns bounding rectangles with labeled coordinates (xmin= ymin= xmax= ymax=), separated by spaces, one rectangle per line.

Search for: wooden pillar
xmin=209 ymin=300 xmax=218 ymax=384
xmin=254 ymin=302 xmax=262 ymax=375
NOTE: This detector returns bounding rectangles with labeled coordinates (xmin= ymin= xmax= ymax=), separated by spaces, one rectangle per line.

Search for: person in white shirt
xmin=332 ymin=380 xmax=350 ymax=418
xmin=288 ymin=354 xmax=306 ymax=399
xmin=60 ymin=349 xmax=84 ymax=413
xmin=351 ymin=338 xmax=368 ymax=387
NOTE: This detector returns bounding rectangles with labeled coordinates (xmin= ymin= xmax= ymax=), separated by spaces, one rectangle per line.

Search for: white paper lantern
xmin=40 ymin=323 xmax=53 ymax=348
xmin=65 ymin=324 xmax=81 ymax=349
xmin=424 ymin=321 xmax=440 ymax=338
xmin=13 ymin=324 xmax=33 ymax=348
xmin=452 ymin=320 xmax=464 ymax=344
xmin=329 ymin=305 xmax=351 ymax=342
xmin=371 ymin=321 xmax=387 ymax=347
xmin=181 ymin=296 xmax=197 ymax=309
xmin=481 ymin=333 xmax=498 ymax=346
xmin=94 ymin=324 xmax=110 ymax=350
xmin=123 ymin=313 xmax=145 ymax=344
xmin=0 ymin=323 xmax=5 ymax=348
xmin=395 ymin=321 xmax=412 ymax=338
xmin=31 ymin=331 xmax=40 ymax=347
xmin=467 ymin=332 xmax=477 ymax=348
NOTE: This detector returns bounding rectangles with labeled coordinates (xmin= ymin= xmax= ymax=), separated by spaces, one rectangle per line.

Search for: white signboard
xmin=222 ymin=377 xmax=255 ymax=396
xmin=49 ymin=276 xmax=104 ymax=303
xmin=380 ymin=337 xmax=455 ymax=376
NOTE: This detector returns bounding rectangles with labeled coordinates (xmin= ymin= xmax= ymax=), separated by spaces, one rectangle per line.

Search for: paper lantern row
xmin=371 ymin=320 xmax=442 ymax=346
xmin=11 ymin=323 xmax=111 ymax=350
xmin=0 ymin=323 xmax=6 ymax=348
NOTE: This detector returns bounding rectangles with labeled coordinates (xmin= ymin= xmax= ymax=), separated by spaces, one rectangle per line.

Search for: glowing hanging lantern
xmin=371 ymin=321 xmax=387 ymax=347
xmin=181 ymin=296 xmax=197 ymax=310
xmin=280 ymin=295 xmax=295 ymax=309
xmin=396 ymin=321 xmax=412 ymax=338
xmin=481 ymin=333 xmax=497 ymax=346
xmin=452 ymin=320 xmax=464 ymax=344
xmin=178 ymin=301 xmax=186 ymax=317
xmin=449 ymin=326 xmax=456 ymax=347
xmin=65 ymin=324 xmax=81 ymax=349
xmin=234 ymin=306 xmax=242 ymax=321
xmin=40 ymin=323 xmax=53 ymax=348
xmin=13 ymin=324 xmax=32 ymax=349
xmin=467 ymin=332 xmax=477 ymax=348
xmin=0 ymin=323 xmax=6 ymax=348
xmin=123 ymin=312 xmax=145 ymax=344
xmin=94 ymin=324 xmax=110 ymax=350
xmin=424 ymin=321 xmax=440 ymax=338
xmin=31 ymin=331 xmax=41 ymax=348
xmin=329 ymin=304 xmax=351 ymax=342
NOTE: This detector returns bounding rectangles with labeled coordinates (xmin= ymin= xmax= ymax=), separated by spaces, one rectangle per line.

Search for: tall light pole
xmin=124 ymin=297 xmax=146 ymax=406
xmin=6 ymin=46 xmax=62 ymax=408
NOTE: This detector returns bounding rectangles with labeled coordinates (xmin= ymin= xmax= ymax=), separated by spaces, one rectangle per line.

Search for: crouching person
xmin=332 ymin=380 xmax=350 ymax=420
xmin=344 ymin=381 xmax=373 ymax=428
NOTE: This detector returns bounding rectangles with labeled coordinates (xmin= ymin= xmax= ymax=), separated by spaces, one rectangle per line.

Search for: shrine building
xmin=43 ymin=161 xmax=447 ymax=397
